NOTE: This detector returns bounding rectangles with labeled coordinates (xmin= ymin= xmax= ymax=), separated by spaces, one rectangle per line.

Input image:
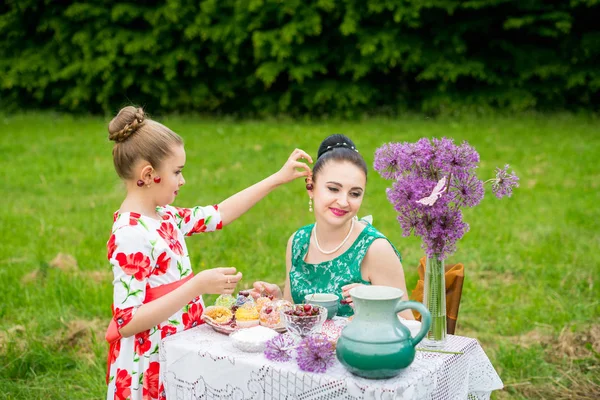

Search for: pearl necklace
xmin=313 ymin=218 xmax=355 ymax=255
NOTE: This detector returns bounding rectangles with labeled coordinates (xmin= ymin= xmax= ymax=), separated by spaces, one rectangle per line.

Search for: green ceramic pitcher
xmin=336 ymin=285 xmax=431 ymax=379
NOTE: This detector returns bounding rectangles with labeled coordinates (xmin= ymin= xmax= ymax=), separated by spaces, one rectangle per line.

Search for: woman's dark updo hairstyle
xmin=312 ymin=134 xmax=367 ymax=181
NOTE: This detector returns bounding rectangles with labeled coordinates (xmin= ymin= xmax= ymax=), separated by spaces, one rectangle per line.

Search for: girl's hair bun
xmin=108 ymin=106 xmax=146 ymax=143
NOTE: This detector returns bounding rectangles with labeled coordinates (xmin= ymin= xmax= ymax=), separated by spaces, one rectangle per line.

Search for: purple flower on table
xmin=492 ymin=165 xmax=520 ymax=199
xmin=264 ymin=334 xmax=295 ymax=362
xmin=296 ymin=335 xmax=336 ymax=373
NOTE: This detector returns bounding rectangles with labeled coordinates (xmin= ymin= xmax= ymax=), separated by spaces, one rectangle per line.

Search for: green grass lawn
xmin=0 ymin=112 xmax=598 ymax=399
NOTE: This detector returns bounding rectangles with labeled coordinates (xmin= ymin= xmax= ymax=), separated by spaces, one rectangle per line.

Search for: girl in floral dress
xmin=105 ymin=106 xmax=312 ymax=400
xmin=251 ymin=134 xmax=414 ymax=320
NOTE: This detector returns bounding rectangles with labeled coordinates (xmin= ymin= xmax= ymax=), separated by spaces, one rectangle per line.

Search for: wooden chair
xmin=410 ymin=256 xmax=464 ymax=335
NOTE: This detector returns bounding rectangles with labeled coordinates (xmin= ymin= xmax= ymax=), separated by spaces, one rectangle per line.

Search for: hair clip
xmin=321 ymin=141 xmax=360 ymax=156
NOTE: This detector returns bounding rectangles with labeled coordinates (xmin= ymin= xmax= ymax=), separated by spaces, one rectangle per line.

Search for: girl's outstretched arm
xmin=119 ymin=267 xmax=242 ymax=338
xmin=218 ymin=149 xmax=312 ymax=226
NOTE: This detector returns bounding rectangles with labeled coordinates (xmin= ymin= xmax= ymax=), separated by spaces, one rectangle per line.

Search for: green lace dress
xmin=289 ymin=222 xmax=402 ymax=317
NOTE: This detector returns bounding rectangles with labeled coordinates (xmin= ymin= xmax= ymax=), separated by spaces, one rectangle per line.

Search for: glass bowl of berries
xmin=281 ymin=304 xmax=327 ymax=338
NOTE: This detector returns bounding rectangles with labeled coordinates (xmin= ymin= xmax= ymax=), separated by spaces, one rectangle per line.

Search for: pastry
xmin=203 ymin=306 xmax=233 ymax=325
xmin=235 ymin=291 xmax=255 ymax=307
xmin=215 ymin=294 xmax=236 ymax=308
xmin=255 ymin=296 xmax=272 ymax=312
xmin=234 ymin=303 xmax=260 ymax=328
xmin=259 ymin=299 xmax=291 ymax=330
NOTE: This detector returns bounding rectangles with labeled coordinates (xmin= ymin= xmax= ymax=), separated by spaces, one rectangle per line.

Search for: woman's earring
xmin=306 ymin=175 xmax=313 ymax=212
xmin=137 ymin=180 xmax=144 ymax=187
xmin=153 ymin=176 xmax=161 ymax=184
xmin=305 ymin=176 xmax=313 ymax=191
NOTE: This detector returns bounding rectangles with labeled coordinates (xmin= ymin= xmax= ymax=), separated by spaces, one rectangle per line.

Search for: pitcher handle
xmin=395 ymin=301 xmax=432 ymax=346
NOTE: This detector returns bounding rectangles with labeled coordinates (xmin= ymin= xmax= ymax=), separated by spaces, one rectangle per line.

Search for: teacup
xmin=304 ymin=293 xmax=339 ymax=319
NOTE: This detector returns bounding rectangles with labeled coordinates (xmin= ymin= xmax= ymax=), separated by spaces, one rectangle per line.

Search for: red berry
xmin=267 ymin=294 xmax=274 ymax=300
xmin=303 ymin=304 xmax=312 ymax=312
xmin=294 ymin=310 xmax=303 ymax=316
xmin=264 ymin=307 xmax=272 ymax=314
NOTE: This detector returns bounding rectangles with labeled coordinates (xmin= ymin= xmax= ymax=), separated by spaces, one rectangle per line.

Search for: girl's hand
xmin=340 ymin=283 xmax=364 ymax=308
xmin=249 ymin=281 xmax=283 ymax=300
xmin=196 ymin=267 xmax=242 ymax=295
xmin=275 ymin=149 xmax=313 ymax=184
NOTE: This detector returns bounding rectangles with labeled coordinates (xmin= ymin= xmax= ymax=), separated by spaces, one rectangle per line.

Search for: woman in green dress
xmin=252 ymin=134 xmax=414 ymax=319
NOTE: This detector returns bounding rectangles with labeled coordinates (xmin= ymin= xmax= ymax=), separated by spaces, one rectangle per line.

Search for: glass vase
xmin=422 ymin=255 xmax=447 ymax=347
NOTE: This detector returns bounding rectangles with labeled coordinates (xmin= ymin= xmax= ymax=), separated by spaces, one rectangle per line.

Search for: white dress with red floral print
xmin=106 ymin=205 xmax=222 ymax=400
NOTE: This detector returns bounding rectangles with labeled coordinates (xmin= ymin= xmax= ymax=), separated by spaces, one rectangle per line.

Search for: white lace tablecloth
xmin=160 ymin=325 xmax=502 ymax=400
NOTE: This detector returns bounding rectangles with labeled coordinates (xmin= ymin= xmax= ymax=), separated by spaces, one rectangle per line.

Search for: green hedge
xmin=1 ymin=0 xmax=598 ymax=116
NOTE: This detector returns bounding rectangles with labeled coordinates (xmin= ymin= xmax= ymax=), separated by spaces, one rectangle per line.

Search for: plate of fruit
xmin=201 ymin=291 xmax=290 ymax=335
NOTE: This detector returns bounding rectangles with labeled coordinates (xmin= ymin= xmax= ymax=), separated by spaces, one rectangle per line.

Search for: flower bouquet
xmin=374 ymin=137 xmax=519 ymax=345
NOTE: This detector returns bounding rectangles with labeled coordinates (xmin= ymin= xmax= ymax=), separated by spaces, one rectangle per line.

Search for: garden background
xmin=1 ymin=1 xmax=599 ymax=399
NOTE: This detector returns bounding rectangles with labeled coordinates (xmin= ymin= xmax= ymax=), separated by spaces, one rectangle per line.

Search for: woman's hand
xmin=274 ymin=148 xmax=313 ymax=184
xmin=249 ymin=281 xmax=283 ymax=300
xmin=340 ymin=283 xmax=364 ymax=308
xmin=195 ymin=267 xmax=242 ymax=295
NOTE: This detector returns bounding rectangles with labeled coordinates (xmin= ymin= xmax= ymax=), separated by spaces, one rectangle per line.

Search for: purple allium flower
xmin=432 ymin=138 xmax=480 ymax=177
xmin=452 ymin=174 xmax=484 ymax=208
xmin=431 ymin=137 xmax=457 ymax=175
xmin=386 ymin=176 xmax=436 ymax=213
xmin=295 ymin=335 xmax=336 ymax=373
xmin=455 ymin=141 xmax=480 ymax=172
xmin=375 ymin=137 xmax=517 ymax=260
xmin=420 ymin=208 xmax=470 ymax=258
xmin=374 ymin=143 xmax=403 ymax=180
xmin=414 ymin=138 xmax=435 ymax=172
xmin=396 ymin=210 xmax=422 ymax=237
xmin=264 ymin=334 xmax=295 ymax=362
xmin=492 ymin=164 xmax=520 ymax=198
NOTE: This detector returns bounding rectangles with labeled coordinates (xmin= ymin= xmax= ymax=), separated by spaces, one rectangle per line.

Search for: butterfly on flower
xmin=416 ymin=176 xmax=447 ymax=206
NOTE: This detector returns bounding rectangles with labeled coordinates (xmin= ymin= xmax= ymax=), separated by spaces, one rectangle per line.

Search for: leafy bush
xmin=1 ymin=0 xmax=598 ymax=116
